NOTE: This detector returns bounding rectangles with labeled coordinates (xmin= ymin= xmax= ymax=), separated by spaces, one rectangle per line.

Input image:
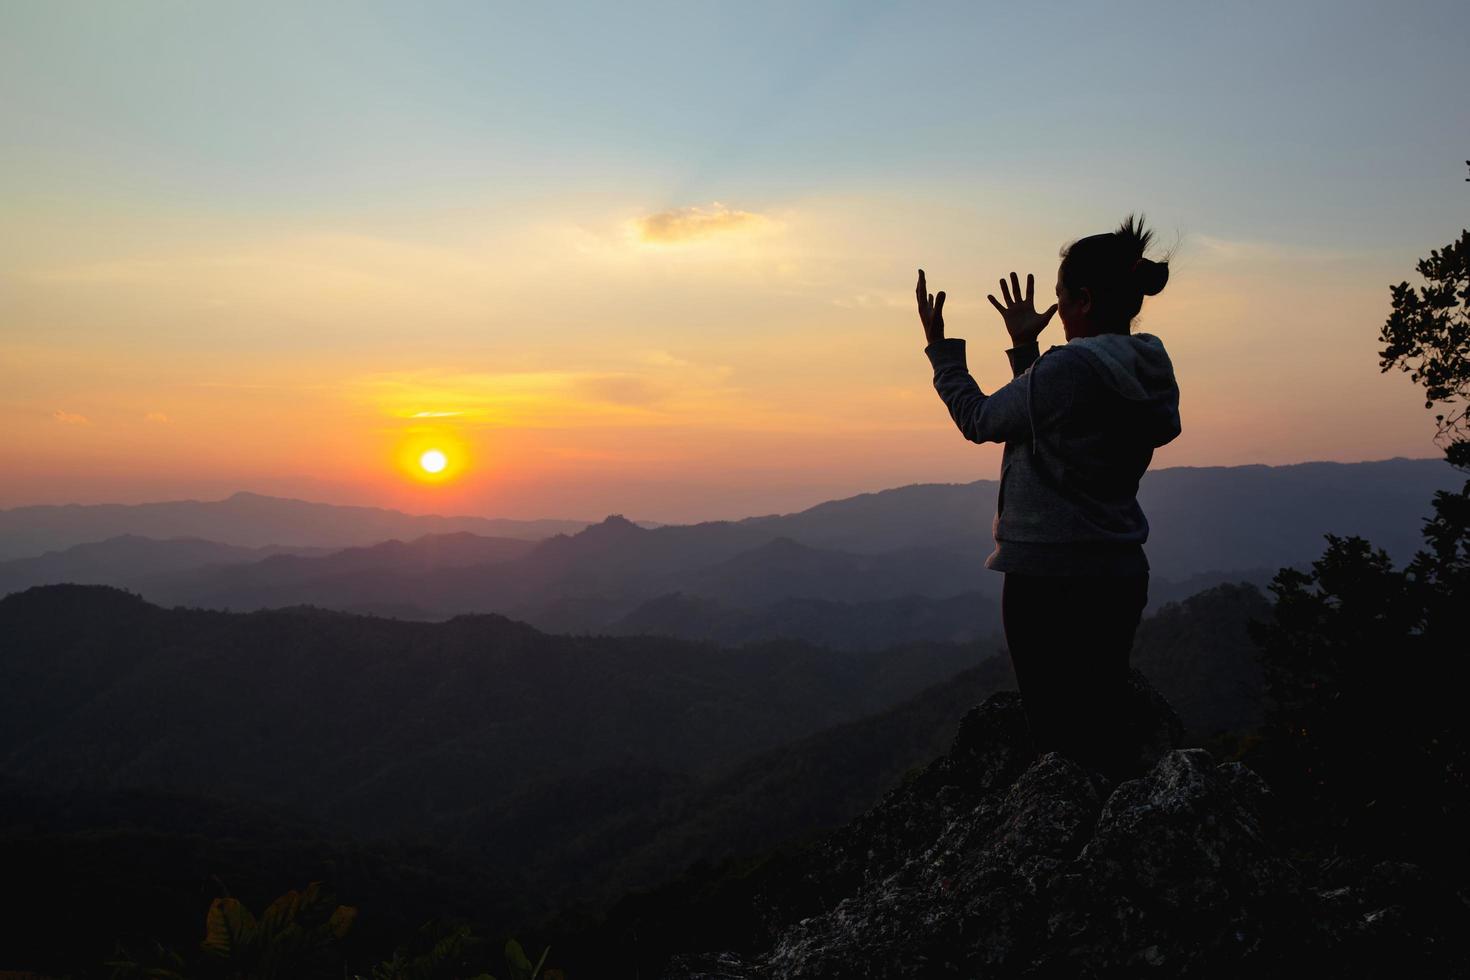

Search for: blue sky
xmin=7 ymin=0 xmax=1464 ymax=241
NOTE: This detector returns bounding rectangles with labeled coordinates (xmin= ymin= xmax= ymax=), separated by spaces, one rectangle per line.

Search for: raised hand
xmin=987 ymin=272 xmax=1057 ymax=346
xmin=916 ymin=269 xmax=947 ymax=346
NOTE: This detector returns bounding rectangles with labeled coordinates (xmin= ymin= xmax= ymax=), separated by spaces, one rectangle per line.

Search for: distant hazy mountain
xmin=0 ymin=490 xmax=601 ymax=560
xmin=1133 ymin=458 xmax=1459 ymax=578
xmin=730 ymin=457 xmax=1459 ymax=579
xmin=0 ymin=531 xmax=539 ymax=613
xmin=1 ymin=459 xmax=1454 ymax=639
xmin=142 ymin=524 xmax=1002 ymax=630
xmin=142 ymin=530 xmax=538 ymax=608
xmin=673 ymin=538 xmax=994 ymax=606
xmin=0 ymin=534 xmax=330 ymax=596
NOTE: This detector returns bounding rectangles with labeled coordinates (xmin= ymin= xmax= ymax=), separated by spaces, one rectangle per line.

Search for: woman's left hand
xmin=987 ymin=272 xmax=1057 ymax=346
xmin=916 ymin=269 xmax=947 ymax=346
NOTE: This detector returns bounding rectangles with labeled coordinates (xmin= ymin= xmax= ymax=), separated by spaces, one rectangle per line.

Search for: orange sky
xmin=2 ymin=4 xmax=1461 ymax=523
xmin=2 ymin=192 xmax=1441 ymax=522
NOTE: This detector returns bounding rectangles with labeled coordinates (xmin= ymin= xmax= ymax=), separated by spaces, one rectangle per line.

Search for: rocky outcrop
xmin=662 ymin=670 xmax=1468 ymax=979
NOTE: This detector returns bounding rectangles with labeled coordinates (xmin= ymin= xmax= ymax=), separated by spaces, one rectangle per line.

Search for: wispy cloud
xmin=53 ymin=409 xmax=90 ymax=425
xmin=144 ymin=411 xmax=171 ymax=423
xmin=831 ymin=292 xmax=906 ymax=310
xmin=1190 ymin=235 xmax=1361 ymax=265
xmin=634 ymin=203 xmax=772 ymax=244
xmin=636 ymin=349 xmax=695 ymax=369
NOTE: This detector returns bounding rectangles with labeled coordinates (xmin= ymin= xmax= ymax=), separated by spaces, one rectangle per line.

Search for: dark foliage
xmin=1247 ymin=172 xmax=1470 ymax=868
xmin=1378 ymin=169 xmax=1469 ymax=465
xmin=1246 ymin=530 xmax=1468 ymax=863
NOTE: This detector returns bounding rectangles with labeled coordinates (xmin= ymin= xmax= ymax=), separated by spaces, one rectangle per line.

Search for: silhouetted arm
xmin=924 ymin=337 xmax=1032 ymax=445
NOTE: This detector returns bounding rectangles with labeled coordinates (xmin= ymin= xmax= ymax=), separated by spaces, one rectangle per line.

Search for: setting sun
xmin=395 ymin=430 xmax=469 ymax=487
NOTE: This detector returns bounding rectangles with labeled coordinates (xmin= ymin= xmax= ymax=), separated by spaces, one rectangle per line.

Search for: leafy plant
xmin=107 ymin=939 xmax=189 ymax=980
xmin=367 ymin=921 xmax=489 ymax=980
xmin=108 ymin=882 xmax=356 ymax=980
xmin=498 ymin=938 xmax=551 ymax=980
xmin=364 ymin=924 xmax=551 ymax=980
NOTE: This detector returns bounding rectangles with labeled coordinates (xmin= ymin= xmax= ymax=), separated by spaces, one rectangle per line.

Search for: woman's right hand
xmin=916 ymin=269 xmax=946 ymax=346
xmin=987 ymin=272 xmax=1057 ymax=346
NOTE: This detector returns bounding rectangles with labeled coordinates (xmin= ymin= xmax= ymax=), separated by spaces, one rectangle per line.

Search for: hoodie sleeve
xmin=924 ymin=337 xmax=1033 ymax=445
xmin=1006 ymin=340 xmax=1040 ymax=377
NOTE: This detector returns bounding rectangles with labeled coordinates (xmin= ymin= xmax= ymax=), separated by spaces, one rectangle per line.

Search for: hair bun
xmin=1131 ymin=257 xmax=1169 ymax=296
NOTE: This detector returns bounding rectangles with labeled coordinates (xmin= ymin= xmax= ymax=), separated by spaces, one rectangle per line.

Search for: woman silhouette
xmin=915 ymin=215 xmax=1181 ymax=782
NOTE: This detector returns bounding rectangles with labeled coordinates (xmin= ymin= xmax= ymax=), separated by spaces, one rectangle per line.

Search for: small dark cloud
xmin=635 ymin=203 xmax=765 ymax=243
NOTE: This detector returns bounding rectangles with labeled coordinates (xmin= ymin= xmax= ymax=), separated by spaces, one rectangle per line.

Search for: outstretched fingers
xmin=987 ymin=294 xmax=1006 ymax=315
xmin=1010 ymin=272 xmax=1023 ymax=308
xmin=999 ymin=277 xmax=1013 ymax=306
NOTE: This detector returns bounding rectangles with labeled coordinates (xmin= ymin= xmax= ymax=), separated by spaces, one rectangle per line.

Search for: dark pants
xmin=1001 ymin=571 xmax=1149 ymax=777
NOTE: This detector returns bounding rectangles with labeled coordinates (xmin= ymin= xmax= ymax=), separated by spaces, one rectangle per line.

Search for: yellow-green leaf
xmin=261 ymin=888 xmax=303 ymax=934
xmin=506 ymin=938 xmax=532 ymax=974
xmin=202 ymin=897 xmax=257 ymax=956
xmin=328 ymin=904 xmax=358 ymax=940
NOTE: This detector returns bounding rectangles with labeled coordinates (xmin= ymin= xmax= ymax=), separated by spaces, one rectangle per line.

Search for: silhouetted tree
xmin=1250 ymin=164 xmax=1470 ymax=865
xmin=1379 ymin=164 xmax=1470 ymax=470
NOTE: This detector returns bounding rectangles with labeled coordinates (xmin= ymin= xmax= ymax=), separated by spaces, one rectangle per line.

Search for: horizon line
xmin=0 ymin=454 xmax=1452 ymax=527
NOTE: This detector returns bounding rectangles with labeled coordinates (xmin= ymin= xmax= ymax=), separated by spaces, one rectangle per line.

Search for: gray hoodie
xmin=924 ymin=331 xmax=1181 ymax=575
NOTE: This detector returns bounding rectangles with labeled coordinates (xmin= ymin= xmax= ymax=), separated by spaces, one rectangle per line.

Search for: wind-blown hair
xmin=1059 ymin=214 xmax=1171 ymax=331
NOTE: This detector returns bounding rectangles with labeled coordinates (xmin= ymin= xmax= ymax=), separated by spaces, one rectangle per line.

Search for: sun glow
xmin=396 ymin=431 xmax=469 ymax=485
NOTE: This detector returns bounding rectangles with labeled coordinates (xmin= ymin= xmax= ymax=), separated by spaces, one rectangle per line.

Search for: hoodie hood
xmin=1064 ymin=332 xmax=1182 ymax=447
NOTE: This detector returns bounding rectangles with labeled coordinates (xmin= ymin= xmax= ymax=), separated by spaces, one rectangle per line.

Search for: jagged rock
xmin=661 ymin=950 xmax=760 ymax=979
xmin=661 ymin=672 xmax=1316 ymax=980
xmin=757 ymin=751 xmax=1105 ymax=978
xmin=662 ymin=670 xmax=1470 ymax=979
xmin=735 ymin=747 xmax=1307 ymax=978
xmin=1035 ymin=749 xmax=1305 ymax=977
xmin=1304 ymin=856 xmax=1470 ymax=977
